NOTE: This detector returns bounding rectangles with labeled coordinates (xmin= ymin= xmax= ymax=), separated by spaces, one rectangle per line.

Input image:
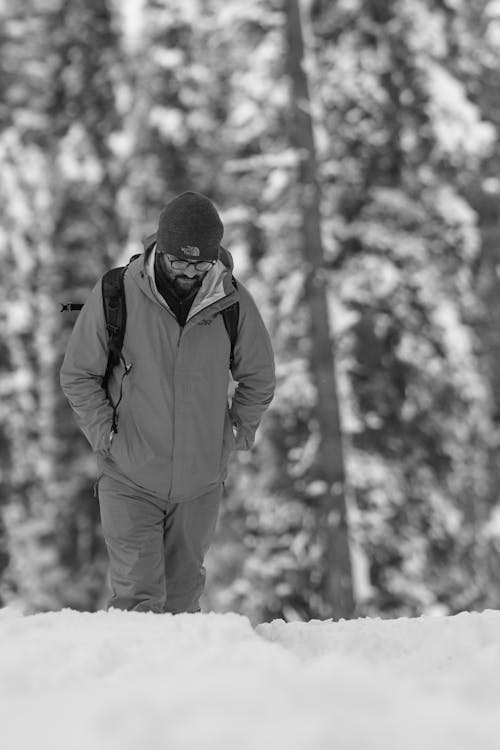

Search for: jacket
xmin=60 ymin=245 xmax=276 ymax=502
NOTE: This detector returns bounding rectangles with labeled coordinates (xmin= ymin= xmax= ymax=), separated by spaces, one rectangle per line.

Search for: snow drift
xmin=1 ymin=606 xmax=499 ymax=749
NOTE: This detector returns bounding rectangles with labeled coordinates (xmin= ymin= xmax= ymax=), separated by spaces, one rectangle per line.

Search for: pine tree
xmin=284 ymin=0 xmax=354 ymax=618
xmin=307 ymin=0 xmax=495 ymax=615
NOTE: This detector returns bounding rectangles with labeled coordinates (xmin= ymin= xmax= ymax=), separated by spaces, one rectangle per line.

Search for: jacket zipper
xmin=172 ymin=327 xmax=181 ymax=464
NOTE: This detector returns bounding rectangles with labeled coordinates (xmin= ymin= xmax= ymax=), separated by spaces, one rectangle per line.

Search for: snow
xmin=1 ymin=607 xmax=500 ymax=749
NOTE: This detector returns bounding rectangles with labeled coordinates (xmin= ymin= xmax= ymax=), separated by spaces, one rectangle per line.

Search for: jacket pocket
xmin=108 ymin=359 xmax=156 ymax=470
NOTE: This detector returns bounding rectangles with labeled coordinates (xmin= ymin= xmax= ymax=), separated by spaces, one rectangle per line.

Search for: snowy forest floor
xmin=1 ymin=607 xmax=499 ymax=749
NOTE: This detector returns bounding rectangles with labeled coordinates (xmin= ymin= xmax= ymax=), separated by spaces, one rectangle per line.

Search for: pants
xmin=97 ymin=473 xmax=222 ymax=614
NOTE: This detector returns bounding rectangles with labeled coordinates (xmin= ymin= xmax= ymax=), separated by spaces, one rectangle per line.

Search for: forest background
xmin=2 ymin=0 xmax=500 ymax=625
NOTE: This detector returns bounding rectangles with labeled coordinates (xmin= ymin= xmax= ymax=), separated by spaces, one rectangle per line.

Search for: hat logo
xmin=181 ymin=245 xmax=200 ymax=257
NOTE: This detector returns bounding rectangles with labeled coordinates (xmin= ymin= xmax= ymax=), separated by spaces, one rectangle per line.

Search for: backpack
xmin=61 ymin=254 xmax=240 ymax=432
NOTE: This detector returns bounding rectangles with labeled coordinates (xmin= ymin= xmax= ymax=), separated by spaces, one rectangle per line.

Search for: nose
xmin=182 ymin=264 xmax=199 ymax=278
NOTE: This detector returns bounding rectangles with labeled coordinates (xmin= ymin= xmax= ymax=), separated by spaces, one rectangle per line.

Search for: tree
xmin=0 ymin=0 xmax=125 ymax=611
xmin=284 ymin=0 xmax=354 ymax=618
xmin=306 ymin=0 xmax=496 ymax=615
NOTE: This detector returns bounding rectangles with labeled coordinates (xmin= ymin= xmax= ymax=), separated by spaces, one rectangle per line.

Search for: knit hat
xmin=156 ymin=191 xmax=223 ymax=262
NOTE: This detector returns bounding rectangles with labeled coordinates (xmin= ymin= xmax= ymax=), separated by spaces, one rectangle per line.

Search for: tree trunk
xmin=466 ymin=48 xmax=500 ymax=520
xmin=284 ymin=0 xmax=354 ymax=619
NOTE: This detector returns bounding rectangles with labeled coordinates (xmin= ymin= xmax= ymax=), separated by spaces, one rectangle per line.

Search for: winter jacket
xmin=60 ymin=245 xmax=275 ymax=502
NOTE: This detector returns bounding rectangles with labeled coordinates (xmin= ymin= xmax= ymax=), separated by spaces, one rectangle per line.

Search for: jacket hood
xmin=136 ymin=233 xmax=237 ymax=324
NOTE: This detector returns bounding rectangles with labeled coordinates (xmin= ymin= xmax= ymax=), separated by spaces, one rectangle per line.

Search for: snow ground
xmin=1 ymin=607 xmax=500 ymax=750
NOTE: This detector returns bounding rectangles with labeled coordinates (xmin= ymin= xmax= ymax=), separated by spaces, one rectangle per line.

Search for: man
xmin=60 ymin=191 xmax=275 ymax=614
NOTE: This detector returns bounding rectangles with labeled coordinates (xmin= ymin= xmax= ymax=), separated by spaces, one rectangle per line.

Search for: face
xmin=158 ymin=253 xmax=213 ymax=296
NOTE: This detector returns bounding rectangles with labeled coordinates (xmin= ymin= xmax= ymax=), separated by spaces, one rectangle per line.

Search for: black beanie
xmin=156 ymin=191 xmax=223 ymax=262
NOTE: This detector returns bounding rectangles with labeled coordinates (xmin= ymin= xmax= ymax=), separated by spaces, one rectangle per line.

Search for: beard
xmin=154 ymin=253 xmax=204 ymax=298
xmin=174 ymin=274 xmax=201 ymax=297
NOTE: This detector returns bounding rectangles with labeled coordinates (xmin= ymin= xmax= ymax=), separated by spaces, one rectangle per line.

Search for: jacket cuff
xmin=232 ymin=421 xmax=254 ymax=451
xmin=97 ymin=423 xmax=115 ymax=456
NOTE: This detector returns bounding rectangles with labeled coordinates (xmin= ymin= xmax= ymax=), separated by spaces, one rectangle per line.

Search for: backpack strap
xmin=221 ymin=276 xmax=239 ymax=369
xmin=101 ymin=254 xmax=140 ymax=432
xmin=101 ymin=266 xmax=127 ymax=394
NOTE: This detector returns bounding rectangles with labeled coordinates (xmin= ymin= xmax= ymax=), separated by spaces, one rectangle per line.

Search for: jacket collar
xmin=128 ymin=242 xmax=238 ymax=325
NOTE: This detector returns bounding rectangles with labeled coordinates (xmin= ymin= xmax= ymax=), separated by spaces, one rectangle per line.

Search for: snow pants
xmin=97 ymin=473 xmax=222 ymax=614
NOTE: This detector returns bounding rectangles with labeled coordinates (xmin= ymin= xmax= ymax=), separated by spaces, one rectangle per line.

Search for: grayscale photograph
xmin=1 ymin=0 xmax=500 ymax=747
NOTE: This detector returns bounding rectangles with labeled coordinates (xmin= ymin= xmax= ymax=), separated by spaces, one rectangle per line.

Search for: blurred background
xmin=2 ymin=0 xmax=500 ymax=624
